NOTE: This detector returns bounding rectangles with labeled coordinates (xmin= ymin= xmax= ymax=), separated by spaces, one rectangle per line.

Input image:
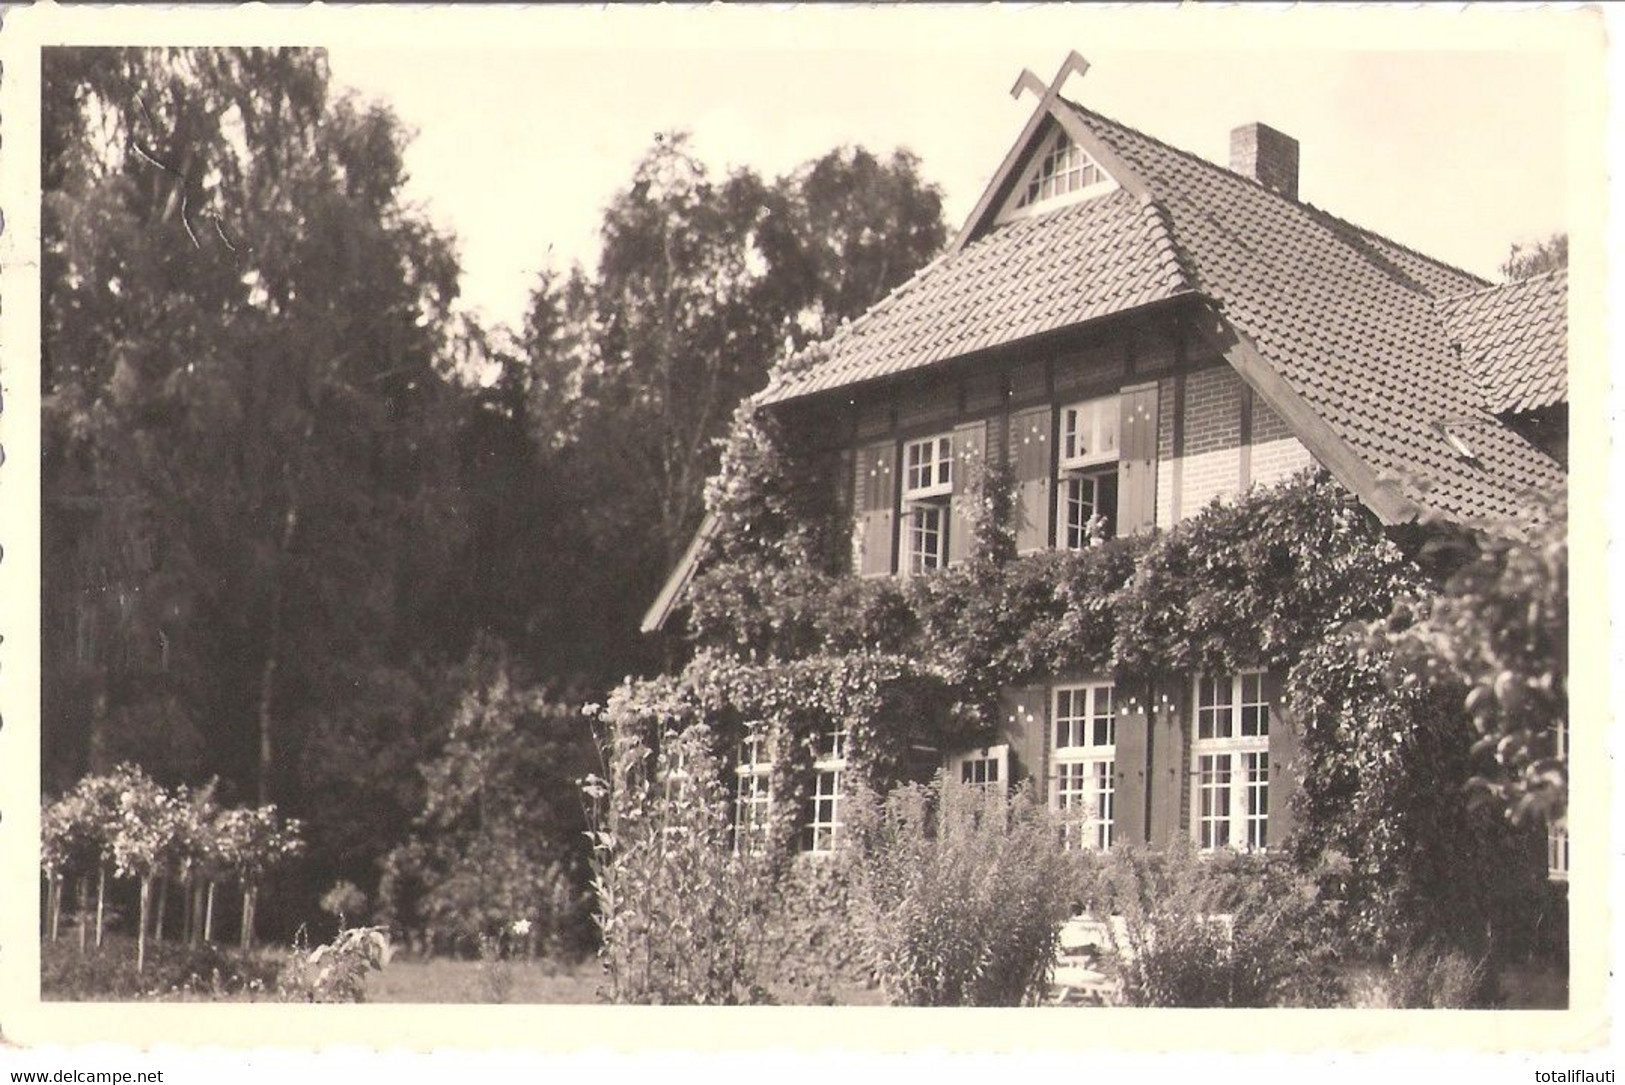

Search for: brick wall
xmin=1162 ymin=366 xmax=1318 ymax=522
xmin=1250 ymin=398 xmax=1316 ymax=487
xmin=1179 ymin=366 xmax=1244 ymax=514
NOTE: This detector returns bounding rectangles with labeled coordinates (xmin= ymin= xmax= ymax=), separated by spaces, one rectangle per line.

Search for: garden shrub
xmin=756 ymin=855 xmax=871 ymax=1003
xmin=1348 ymin=944 xmax=1494 ymax=1009
xmin=1288 ymin=631 xmax=1547 ymax=962
xmin=583 ymin=718 xmax=780 ymax=1005
xmin=1097 ymin=844 xmax=1344 ymax=1008
xmin=41 ymin=935 xmax=282 ymax=1001
xmin=842 ymin=778 xmax=1077 ymax=1006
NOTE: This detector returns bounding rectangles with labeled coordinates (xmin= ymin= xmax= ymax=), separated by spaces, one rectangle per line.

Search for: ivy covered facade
xmin=634 ymin=58 xmax=1567 ymax=879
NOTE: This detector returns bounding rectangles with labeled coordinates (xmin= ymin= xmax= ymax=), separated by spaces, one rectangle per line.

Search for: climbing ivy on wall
xmin=620 ymin=402 xmax=1433 ymax=845
xmin=599 ymin=398 xmax=1558 ymax=963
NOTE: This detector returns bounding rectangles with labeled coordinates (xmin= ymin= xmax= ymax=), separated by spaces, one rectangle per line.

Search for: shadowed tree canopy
xmin=513 ymin=136 xmax=947 ymax=686
xmin=43 ymin=51 xmax=948 ymax=935
xmin=42 ymin=46 xmax=472 ymax=928
xmin=1500 ymin=233 xmax=1567 ymax=281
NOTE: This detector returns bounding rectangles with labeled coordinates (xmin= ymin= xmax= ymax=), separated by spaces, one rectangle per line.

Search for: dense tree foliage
xmin=1500 ymin=232 xmax=1567 ymax=280
xmin=43 ymin=47 xmax=949 ymax=938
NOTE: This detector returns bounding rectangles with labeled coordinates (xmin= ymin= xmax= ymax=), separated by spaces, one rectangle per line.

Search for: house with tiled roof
xmin=643 ymin=54 xmax=1567 ymax=861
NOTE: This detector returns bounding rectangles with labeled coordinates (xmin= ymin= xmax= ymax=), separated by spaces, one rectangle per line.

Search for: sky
xmin=324 ymin=11 xmax=1581 ymax=333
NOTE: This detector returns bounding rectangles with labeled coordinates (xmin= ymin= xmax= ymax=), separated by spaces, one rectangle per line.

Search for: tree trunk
xmin=137 ymin=877 xmax=152 ymax=973
xmin=88 ymin=686 xmax=111 ymax=775
xmin=182 ymin=876 xmax=195 ymax=945
xmin=45 ymin=877 xmax=59 ymax=941
xmin=95 ymin=864 xmax=107 ymax=948
xmin=154 ymin=876 xmax=169 ymax=942
xmin=241 ymin=883 xmax=257 ymax=951
xmin=257 ymin=657 xmax=278 ymax=807
xmin=77 ymin=878 xmax=89 ymax=954
xmin=204 ymin=881 xmax=217 ymax=944
xmin=256 ymin=494 xmax=301 ymax=807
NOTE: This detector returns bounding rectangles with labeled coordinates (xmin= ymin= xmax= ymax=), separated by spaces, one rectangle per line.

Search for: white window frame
xmin=902 ymin=433 xmax=954 ymax=576
xmin=902 ymin=434 xmax=954 ymax=501
xmin=998 ymin=130 xmax=1117 ymax=224
xmin=1190 ymin=672 xmax=1271 ymax=853
xmin=733 ymin=727 xmax=773 ymax=854
xmin=1548 ymin=716 xmax=1568 ymax=883
xmin=806 ymin=722 xmax=849 ymax=854
xmin=1059 ymin=396 xmax=1120 ymax=470
xmin=1057 ymin=467 xmax=1119 ymax=551
xmin=1053 ymin=682 xmax=1116 ymax=851
xmin=947 ymin=744 xmax=1010 ymax=795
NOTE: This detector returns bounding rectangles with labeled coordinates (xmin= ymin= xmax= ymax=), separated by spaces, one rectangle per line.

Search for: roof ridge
xmin=1063 ymin=96 xmax=1490 ymax=296
xmin=1307 ymin=205 xmax=1492 ymax=293
xmin=1434 ymin=266 xmax=1567 ymax=305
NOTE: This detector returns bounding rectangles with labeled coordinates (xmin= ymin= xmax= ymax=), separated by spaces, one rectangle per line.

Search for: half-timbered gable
xmin=643 ymin=55 xmax=1567 ymax=860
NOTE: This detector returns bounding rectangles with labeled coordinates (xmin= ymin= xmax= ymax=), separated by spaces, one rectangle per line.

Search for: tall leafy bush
xmin=843 ymin=779 xmax=1076 ymax=1006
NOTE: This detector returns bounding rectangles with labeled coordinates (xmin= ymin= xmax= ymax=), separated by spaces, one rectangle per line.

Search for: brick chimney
xmin=1230 ymin=122 xmax=1299 ymax=201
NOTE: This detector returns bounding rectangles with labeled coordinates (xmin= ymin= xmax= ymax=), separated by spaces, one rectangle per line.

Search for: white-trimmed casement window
xmin=805 ymin=722 xmax=849 ymax=853
xmin=1053 ymin=683 xmax=1115 ymax=851
xmin=1057 ymin=396 xmax=1120 ymax=549
xmin=1190 ymin=672 xmax=1271 ymax=852
xmin=947 ymin=744 xmax=1010 ymax=795
xmin=902 ymin=433 xmax=953 ymax=575
xmin=733 ymin=727 xmax=773 ymax=854
xmin=1548 ymin=717 xmax=1568 ymax=883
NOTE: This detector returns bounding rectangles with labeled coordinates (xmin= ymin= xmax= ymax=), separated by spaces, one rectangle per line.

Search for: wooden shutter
xmin=1009 ymin=405 xmax=1053 ymax=554
xmin=948 ymin=420 xmax=988 ymax=567
xmin=854 ymin=440 xmax=897 ymax=578
xmin=1147 ymin=678 xmax=1188 ymax=847
xmin=997 ymin=686 xmax=1049 ymax=789
xmin=1117 ymin=383 xmax=1159 ymax=535
xmin=1113 ymin=688 xmax=1149 ymax=847
xmin=1265 ymin=671 xmax=1301 ymax=848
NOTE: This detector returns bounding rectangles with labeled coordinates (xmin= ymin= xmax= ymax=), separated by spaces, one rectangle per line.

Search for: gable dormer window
xmin=903 ymin=434 xmax=953 ymax=574
xmin=999 ymin=130 xmax=1115 ymax=224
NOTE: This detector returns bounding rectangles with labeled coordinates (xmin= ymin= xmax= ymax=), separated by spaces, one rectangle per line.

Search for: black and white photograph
xmin=0 ymin=1 xmax=1613 ymax=1065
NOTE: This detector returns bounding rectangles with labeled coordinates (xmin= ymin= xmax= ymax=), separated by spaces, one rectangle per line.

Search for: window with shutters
xmin=1190 ymin=672 xmax=1271 ymax=852
xmin=806 ymin=722 xmax=848 ymax=853
xmin=1053 ymin=683 xmax=1115 ymax=851
xmin=902 ymin=433 xmax=953 ymax=575
xmin=1057 ymin=396 xmax=1120 ymax=548
xmin=733 ymin=727 xmax=773 ymax=854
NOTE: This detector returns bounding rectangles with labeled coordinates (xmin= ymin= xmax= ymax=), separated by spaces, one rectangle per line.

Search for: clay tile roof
xmin=758 ymin=185 xmax=1194 ymax=403
xmin=759 ymin=97 xmax=1564 ymax=526
xmin=1434 ymin=270 xmax=1568 ymax=415
xmin=1063 ymin=99 xmax=1563 ymax=524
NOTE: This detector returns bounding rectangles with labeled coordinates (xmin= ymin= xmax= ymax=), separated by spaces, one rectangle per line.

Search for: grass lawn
xmin=42 ymin=936 xmax=1559 ymax=1007
xmin=366 ymin=955 xmax=603 ymax=1003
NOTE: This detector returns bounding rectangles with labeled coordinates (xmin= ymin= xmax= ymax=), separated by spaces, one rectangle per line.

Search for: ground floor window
xmin=805 ymin=723 xmax=849 ymax=853
xmin=734 ymin=728 xmax=772 ymax=853
xmin=1190 ymin=672 xmax=1270 ymax=852
xmin=947 ymin=745 xmax=1010 ymax=793
xmin=1548 ymin=717 xmax=1568 ymax=882
xmin=1548 ymin=819 xmax=1569 ymax=883
xmin=1053 ymin=683 xmax=1114 ymax=850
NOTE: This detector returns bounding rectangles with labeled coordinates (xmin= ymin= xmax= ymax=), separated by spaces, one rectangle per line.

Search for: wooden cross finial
xmin=1011 ymin=49 xmax=1091 ymax=103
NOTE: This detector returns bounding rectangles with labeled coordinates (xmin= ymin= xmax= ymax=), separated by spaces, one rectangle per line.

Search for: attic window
xmin=1016 ymin=132 xmax=1107 ymax=209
